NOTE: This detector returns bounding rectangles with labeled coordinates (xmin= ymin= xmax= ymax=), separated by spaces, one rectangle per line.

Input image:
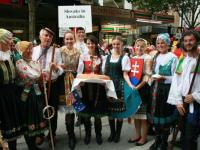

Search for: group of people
xmin=0 ymin=26 xmax=200 ymax=150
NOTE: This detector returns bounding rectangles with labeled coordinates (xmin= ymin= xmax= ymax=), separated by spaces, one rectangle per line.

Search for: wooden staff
xmin=42 ymin=78 xmax=55 ymax=150
xmin=168 ymin=54 xmax=200 ymax=150
xmin=47 ymin=44 xmax=60 ymax=100
xmin=43 ymin=43 xmax=59 ymax=150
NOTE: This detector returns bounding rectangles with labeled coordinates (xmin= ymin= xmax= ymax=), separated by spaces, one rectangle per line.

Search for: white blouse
xmin=0 ymin=50 xmax=11 ymax=61
xmin=154 ymin=52 xmax=177 ymax=84
xmin=74 ymin=41 xmax=88 ymax=54
xmin=16 ymin=59 xmax=41 ymax=80
xmin=102 ymin=54 xmax=131 ymax=74
xmin=167 ymin=55 xmax=200 ymax=113
xmin=77 ymin=53 xmax=102 ymax=75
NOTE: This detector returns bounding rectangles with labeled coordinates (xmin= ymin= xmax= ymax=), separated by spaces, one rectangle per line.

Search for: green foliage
xmin=128 ymin=0 xmax=200 ymax=28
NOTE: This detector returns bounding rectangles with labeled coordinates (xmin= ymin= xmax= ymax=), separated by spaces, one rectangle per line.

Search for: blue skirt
xmin=111 ymin=82 xmax=142 ymax=118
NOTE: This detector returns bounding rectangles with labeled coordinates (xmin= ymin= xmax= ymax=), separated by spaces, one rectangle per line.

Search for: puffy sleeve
xmin=143 ymin=56 xmax=153 ymax=83
xmin=191 ymin=74 xmax=200 ymax=104
xmin=164 ymin=56 xmax=178 ymax=83
xmin=77 ymin=54 xmax=84 ymax=75
xmin=167 ymin=73 xmax=183 ymax=105
xmin=101 ymin=55 xmax=108 ymax=74
xmin=54 ymin=48 xmax=63 ymax=76
xmin=16 ymin=59 xmax=40 ymax=80
xmin=192 ymin=91 xmax=200 ymax=104
xmin=122 ymin=55 xmax=131 ymax=72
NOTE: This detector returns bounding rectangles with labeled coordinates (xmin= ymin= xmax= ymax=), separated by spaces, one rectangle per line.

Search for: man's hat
xmin=43 ymin=27 xmax=54 ymax=36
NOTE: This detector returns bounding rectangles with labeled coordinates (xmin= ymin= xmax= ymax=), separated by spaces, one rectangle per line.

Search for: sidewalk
xmin=17 ymin=112 xmax=182 ymax=150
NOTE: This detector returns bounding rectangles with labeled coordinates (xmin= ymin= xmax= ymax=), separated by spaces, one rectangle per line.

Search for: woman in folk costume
xmin=147 ymin=33 xmax=178 ymax=150
xmin=15 ymin=41 xmax=46 ymax=150
xmin=0 ymin=29 xmax=25 ymax=150
xmin=104 ymin=36 xmax=135 ymax=143
xmin=58 ymin=31 xmax=80 ymax=150
xmin=128 ymin=38 xmax=152 ymax=146
xmin=77 ymin=35 xmax=108 ymax=145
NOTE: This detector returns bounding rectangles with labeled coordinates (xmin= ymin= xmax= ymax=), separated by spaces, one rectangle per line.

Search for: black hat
xmin=43 ymin=27 xmax=54 ymax=36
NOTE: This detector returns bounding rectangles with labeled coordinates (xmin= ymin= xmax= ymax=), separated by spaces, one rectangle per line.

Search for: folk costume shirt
xmin=32 ymin=45 xmax=63 ymax=80
xmin=77 ymin=53 xmax=102 ymax=75
xmin=154 ymin=52 xmax=178 ymax=84
xmin=167 ymin=55 xmax=200 ymax=113
xmin=74 ymin=41 xmax=88 ymax=55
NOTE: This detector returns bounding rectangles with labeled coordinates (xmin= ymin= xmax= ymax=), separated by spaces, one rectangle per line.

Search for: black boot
xmin=24 ymin=136 xmax=41 ymax=150
xmin=66 ymin=114 xmax=76 ymax=150
xmin=84 ymin=117 xmax=91 ymax=145
xmin=8 ymin=140 xmax=17 ymax=150
xmin=108 ymin=119 xmax=115 ymax=142
xmin=95 ymin=118 xmax=102 ymax=145
xmin=158 ymin=131 xmax=169 ymax=150
xmin=149 ymin=135 xmax=162 ymax=150
xmin=114 ymin=120 xmax=123 ymax=143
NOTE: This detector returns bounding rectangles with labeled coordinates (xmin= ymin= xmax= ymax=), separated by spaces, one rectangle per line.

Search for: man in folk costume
xmin=32 ymin=28 xmax=63 ymax=146
xmin=168 ymin=30 xmax=200 ymax=150
xmin=73 ymin=27 xmax=88 ymax=127
xmin=0 ymin=29 xmax=25 ymax=150
xmin=74 ymin=27 xmax=88 ymax=55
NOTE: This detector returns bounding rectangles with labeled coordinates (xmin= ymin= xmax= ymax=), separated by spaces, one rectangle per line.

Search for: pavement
xmin=17 ymin=112 xmax=184 ymax=150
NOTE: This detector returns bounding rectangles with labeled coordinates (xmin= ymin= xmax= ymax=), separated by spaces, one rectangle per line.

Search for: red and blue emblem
xmin=129 ymin=58 xmax=144 ymax=86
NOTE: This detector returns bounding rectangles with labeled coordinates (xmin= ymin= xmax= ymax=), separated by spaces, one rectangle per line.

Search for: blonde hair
xmin=135 ymin=38 xmax=148 ymax=47
xmin=63 ymin=30 xmax=75 ymax=39
xmin=15 ymin=41 xmax=32 ymax=54
xmin=112 ymin=36 xmax=123 ymax=43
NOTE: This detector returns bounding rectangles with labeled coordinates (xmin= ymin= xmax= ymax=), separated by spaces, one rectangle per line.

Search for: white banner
xmin=58 ymin=5 xmax=92 ymax=34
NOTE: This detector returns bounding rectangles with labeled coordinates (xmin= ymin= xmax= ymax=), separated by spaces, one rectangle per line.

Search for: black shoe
xmin=149 ymin=137 xmax=161 ymax=150
xmin=136 ymin=140 xmax=148 ymax=146
xmin=114 ymin=134 xmax=120 ymax=143
xmin=108 ymin=119 xmax=115 ymax=142
xmin=96 ymin=135 xmax=103 ymax=145
xmin=128 ymin=137 xmax=141 ymax=143
xmin=108 ymin=133 xmax=115 ymax=142
xmin=148 ymin=127 xmax=155 ymax=136
xmin=29 ymin=147 xmax=42 ymax=150
xmin=68 ymin=136 xmax=76 ymax=150
xmin=149 ymin=142 xmax=159 ymax=150
xmin=84 ymin=135 xmax=91 ymax=145
xmin=114 ymin=120 xmax=123 ymax=143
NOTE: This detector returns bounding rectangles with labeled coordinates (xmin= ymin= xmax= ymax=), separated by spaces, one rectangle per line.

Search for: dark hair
xmin=181 ymin=30 xmax=200 ymax=51
xmin=86 ymin=35 xmax=100 ymax=57
xmin=123 ymin=47 xmax=131 ymax=56
xmin=76 ymin=27 xmax=85 ymax=32
xmin=182 ymin=30 xmax=200 ymax=42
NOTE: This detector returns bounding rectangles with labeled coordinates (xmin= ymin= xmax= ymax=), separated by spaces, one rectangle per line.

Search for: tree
xmin=28 ymin=0 xmax=42 ymax=41
xmin=127 ymin=0 xmax=200 ymax=29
